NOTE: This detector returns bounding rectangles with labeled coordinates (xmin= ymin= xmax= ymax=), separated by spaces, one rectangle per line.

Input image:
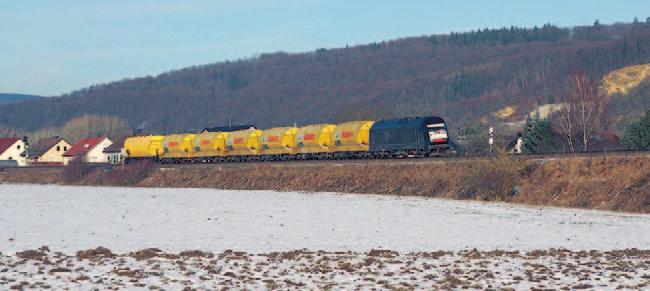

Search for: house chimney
xmin=22 ymin=136 xmax=28 ymax=145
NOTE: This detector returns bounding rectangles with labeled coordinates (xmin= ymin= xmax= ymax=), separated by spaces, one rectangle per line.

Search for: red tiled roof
xmin=63 ymin=137 xmax=105 ymax=157
xmin=0 ymin=138 xmax=20 ymax=155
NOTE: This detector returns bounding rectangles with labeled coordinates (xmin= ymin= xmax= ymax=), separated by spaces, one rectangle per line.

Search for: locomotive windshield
xmin=426 ymin=123 xmax=448 ymax=144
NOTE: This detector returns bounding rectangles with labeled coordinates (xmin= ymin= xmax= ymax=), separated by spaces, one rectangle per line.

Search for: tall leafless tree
xmin=557 ymin=71 xmax=607 ymax=152
xmin=557 ymin=95 xmax=576 ymax=152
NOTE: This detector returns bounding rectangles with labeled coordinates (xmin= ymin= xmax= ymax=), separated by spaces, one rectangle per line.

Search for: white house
xmin=62 ymin=137 xmax=113 ymax=165
xmin=103 ymin=138 xmax=125 ymax=165
xmin=29 ymin=137 xmax=71 ymax=165
xmin=0 ymin=138 xmax=28 ymax=166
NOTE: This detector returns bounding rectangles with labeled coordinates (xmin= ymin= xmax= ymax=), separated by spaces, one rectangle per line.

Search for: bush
xmin=459 ymin=151 xmax=524 ymax=201
xmin=63 ymin=157 xmax=94 ymax=184
xmin=103 ymin=160 xmax=157 ymax=186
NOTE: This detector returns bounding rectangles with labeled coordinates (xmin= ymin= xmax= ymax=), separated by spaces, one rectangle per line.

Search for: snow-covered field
xmin=0 ymin=184 xmax=648 ymax=289
xmin=2 ymin=184 xmax=649 ymax=253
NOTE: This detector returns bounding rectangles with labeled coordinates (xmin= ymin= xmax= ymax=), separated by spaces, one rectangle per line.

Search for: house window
xmin=17 ymin=145 xmax=21 ymax=150
xmin=8 ymin=157 xmax=12 ymax=160
xmin=64 ymin=146 xmax=68 ymax=151
xmin=57 ymin=145 xmax=61 ymax=151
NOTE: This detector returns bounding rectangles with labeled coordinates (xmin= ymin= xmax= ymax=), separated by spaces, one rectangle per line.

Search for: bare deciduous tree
xmin=0 ymin=127 xmax=25 ymax=138
xmin=556 ymin=98 xmax=576 ymax=152
xmin=556 ymin=71 xmax=608 ymax=152
xmin=62 ymin=114 xmax=132 ymax=143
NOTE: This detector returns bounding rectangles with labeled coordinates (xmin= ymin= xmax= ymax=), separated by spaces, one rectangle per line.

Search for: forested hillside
xmin=2 ymin=20 xmax=650 ymax=134
xmin=0 ymin=93 xmax=43 ymax=105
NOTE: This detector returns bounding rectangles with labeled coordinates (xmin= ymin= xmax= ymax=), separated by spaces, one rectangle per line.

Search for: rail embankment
xmin=1 ymin=155 xmax=648 ymax=213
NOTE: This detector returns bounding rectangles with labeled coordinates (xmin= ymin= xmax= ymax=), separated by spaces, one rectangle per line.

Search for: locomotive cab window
xmin=426 ymin=123 xmax=448 ymax=144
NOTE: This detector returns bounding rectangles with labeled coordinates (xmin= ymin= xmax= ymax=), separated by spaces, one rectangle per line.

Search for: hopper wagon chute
xmin=193 ymin=131 xmax=227 ymax=162
xmin=331 ymin=120 xmax=374 ymax=158
xmin=161 ymin=134 xmax=197 ymax=162
xmin=260 ymin=127 xmax=298 ymax=160
xmin=224 ymin=129 xmax=263 ymax=161
xmin=295 ymin=124 xmax=337 ymax=159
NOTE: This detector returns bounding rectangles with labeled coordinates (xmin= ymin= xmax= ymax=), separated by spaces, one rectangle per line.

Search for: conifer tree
xmin=522 ymin=114 xmax=556 ymax=153
xmin=622 ymin=110 xmax=650 ymax=150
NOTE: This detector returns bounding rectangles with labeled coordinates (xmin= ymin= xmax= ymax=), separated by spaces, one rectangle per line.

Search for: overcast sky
xmin=1 ymin=0 xmax=648 ymax=96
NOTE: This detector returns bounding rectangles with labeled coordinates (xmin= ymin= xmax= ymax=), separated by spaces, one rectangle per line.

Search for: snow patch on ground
xmin=1 ymin=184 xmax=648 ymax=253
xmin=2 ymin=248 xmax=648 ymax=290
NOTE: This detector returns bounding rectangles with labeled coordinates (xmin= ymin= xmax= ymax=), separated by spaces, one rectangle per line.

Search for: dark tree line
xmin=443 ymin=24 xmax=565 ymax=46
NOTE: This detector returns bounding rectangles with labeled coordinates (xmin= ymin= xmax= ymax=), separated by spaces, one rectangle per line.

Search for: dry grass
xmin=458 ymin=152 xmax=525 ymax=201
xmin=0 ymin=168 xmax=62 ymax=184
xmin=62 ymin=159 xmax=94 ymax=184
xmin=138 ymin=156 xmax=650 ymax=213
xmin=138 ymin=163 xmax=470 ymax=198
xmin=515 ymin=156 xmax=650 ymax=212
xmin=2 ymin=156 xmax=649 ymax=213
xmin=101 ymin=161 xmax=157 ymax=186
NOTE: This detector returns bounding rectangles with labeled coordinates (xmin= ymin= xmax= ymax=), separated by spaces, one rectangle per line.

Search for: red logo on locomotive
xmin=234 ymin=138 xmax=244 ymax=144
xmin=342 ymin=131 xmax=353 ymax=138
xmin=200 ymin=140 xmax=211 ymax=145
xmin=268 ymin=136 xmax=279 ymax=142
xmin=168 ymin=142 xmax=179 ymax=147
xmin=303 ymin=133 xmax=316 ymax=141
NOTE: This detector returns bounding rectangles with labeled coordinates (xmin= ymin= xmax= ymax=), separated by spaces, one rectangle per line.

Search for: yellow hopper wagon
xmin=260 ymin=127 xmax=298 ymax=161
xmin=224 ymin=129 xmax=263 ymax=162
xmin=296 ymin=124 xmax=337 ymax=159
xmin=331 ymin=120 xmax=374 ymax=158
xmin=193 ymin=131 xmax=227 ymax=162
xmin=123 ymin=135 xmax=165 ymax=162
xmin=161 ymin=134 xmax=197 ymax=163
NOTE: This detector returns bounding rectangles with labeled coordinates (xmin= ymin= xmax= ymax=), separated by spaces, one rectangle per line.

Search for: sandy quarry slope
xmin=1 ymin=184 xmax=648 ymax=253
xmin=602 ymin=63 xmax=650 ymax=96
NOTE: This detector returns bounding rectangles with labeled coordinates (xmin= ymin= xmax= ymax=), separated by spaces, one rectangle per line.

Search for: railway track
xmin=156 ymin=149 xmax=650 ymax=169
xmin=3 ymin=150 xmax=648 ymax=171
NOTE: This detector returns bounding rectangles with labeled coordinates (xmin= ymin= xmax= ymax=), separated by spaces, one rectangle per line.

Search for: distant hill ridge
xmin=0 ymin=93 xmax=43 ymax=105
xmin=1 ymin=21 xmax=650 ymax=134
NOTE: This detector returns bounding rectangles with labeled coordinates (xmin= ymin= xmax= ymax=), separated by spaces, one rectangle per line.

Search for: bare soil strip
xmin=1 ymin=247 xmax=647 ymax=290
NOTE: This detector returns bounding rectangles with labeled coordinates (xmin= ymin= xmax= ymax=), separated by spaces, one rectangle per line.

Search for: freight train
xmin=123 ymin=116 xmax=450 ymax=163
